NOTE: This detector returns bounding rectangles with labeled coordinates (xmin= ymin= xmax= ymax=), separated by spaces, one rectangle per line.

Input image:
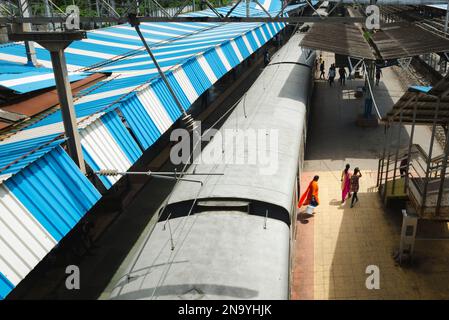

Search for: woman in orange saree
xmin=298 ymin=175 xmax=320 ymax=208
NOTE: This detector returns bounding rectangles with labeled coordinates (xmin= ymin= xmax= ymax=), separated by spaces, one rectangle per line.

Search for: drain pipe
xmin=128 ymin=13 xmax=196 ymax=130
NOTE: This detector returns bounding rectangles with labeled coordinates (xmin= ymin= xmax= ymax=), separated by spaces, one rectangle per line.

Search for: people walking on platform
xmin=319 ymin=61 xmax=325 ymax=79
xmin=400 ymin=156 xmax=409 ymax=177
xmin=375 ymin=67 xmax=382 ymax=86
xmin=328 ymin=64 xmax=336 ymax=86
xmin=350 ymin=168 xmax=362 ymax=208
xmin=298 ymin=175 xmax=320 ymax=209
xmin=341 ymin=164 xmax=352 ymax=203
xmin=264 ymin=49 xmax=270 ymax=67
xmin=338 ymin=66 xmax=347 ymax=86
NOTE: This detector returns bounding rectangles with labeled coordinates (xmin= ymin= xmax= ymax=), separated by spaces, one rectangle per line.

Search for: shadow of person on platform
xmin=298 ymin=212 xmax=315 ymax=224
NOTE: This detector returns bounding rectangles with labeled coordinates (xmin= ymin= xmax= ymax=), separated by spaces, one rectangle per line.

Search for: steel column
xmin=435 ymin=128 xmax=449 ymax=215
xmin=383 ymin=124 xmax=393 ymax=203
xmin=391 ymin=110 xmax=403 ymax=195
xmin=50 ymin=49 xmax=86 ymax=173
xmin=421 ymin=97 xmax=441 ymax=214
xmin=378 ymin=124 xmax=388 ymax=187
xmin=404 ymin=95 xmax=418 ymax=193
xmin=19 ymin=0 xmax=38 ymax=66
xmin=130 ymin=16 xmax=195 ymax=129
xmin=445 ymin=0 xmax=449 ymax=34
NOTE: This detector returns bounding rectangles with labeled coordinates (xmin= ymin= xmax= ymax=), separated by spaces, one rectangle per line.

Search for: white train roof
xmin=166 ymin=33 xmax=315 ymax=217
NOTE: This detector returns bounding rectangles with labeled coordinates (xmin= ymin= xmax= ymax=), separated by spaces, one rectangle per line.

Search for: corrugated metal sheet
xmin=80 ymin=111 xmax=142 ymax=189
xmin=101 ymin=111 xmax=142 ymax=163
xmin=171 ymin=67 xmax=199 ymax=104
xmin=0 ymin=146 xmax=100 ymax=298
xmin=4 ymin=146 xmax=101 ymax=240
xmin=0 ymin=70 xmax=91 ymax=94
xmin=0 ymin=61 xmax=41 ymax=74
xmin=118 ymin=21 xmax=281 ymax=153
xmin=0 ymin=135 xmax=64 ymax=181
xmin=0 ymin=272 xmax=14 ymax=299
xmin=195 ymin=55 xmax=217 ymax=86
xmin=119 ymin=89 xmax=174 ymax=150
xmin=0 ymin=17 xmax=283 ymax=182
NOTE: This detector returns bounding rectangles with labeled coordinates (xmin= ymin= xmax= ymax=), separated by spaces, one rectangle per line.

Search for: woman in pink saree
xmin=341 ymin=164 xmax=352 ymax=203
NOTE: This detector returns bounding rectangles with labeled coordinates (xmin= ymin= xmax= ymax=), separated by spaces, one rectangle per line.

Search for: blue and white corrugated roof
xmin=0 ymin=67 xmax=91 ymax=94
xmin=0 ymin=0 xmax=307 ymax=299
xmin=409 ymin=85 xmax=433 ymax=93
xmin=427 ymin=4 xmax=448 ymax=10
xmin=0 ymin=2 xmax=290 ymax=180
xmin=0 ymin=146 xmax=101 ymax=299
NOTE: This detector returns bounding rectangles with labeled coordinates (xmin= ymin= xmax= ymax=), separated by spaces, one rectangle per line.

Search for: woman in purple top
xmin=350 ymin=167 xmax=362 ymax=208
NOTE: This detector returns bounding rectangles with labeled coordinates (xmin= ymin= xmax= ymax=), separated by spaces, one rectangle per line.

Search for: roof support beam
xmin=445 ymin=0 xmax=449 ymax=34
xmin=129 ymin=14 xmax=196 ymax=130
xmin=0 ymin=16 xmax=366 ymax=24
xmin=18 ymin=0 xmax=37 ymax=66
xmin=225 ymin=0 xmax=243 ymax=18
xmin=49 ymin=49 xmax=86 ymax=174
xmin=404 ymin=95 xmax=418 ymax=194
xmin=382 ymin=124 xmax=393 ymax=204
xmin=8 ymin=31 xmax=88 ymax=174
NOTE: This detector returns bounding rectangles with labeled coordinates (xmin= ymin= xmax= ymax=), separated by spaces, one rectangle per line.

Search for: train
xmin=107 ymin=31 xmax=316 ymax=300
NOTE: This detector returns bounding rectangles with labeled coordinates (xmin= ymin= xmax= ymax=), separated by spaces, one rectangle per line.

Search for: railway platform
xmin=291 ymin=51 xmax=449 ymax=300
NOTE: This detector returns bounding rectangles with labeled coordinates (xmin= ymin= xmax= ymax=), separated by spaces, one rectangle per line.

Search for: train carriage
xmin=108 ymin=32 xmax=316 ymax=300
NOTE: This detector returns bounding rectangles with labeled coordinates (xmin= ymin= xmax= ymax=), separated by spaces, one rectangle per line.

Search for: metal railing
xmin=378 ymin=143 xmax=449 ymax=212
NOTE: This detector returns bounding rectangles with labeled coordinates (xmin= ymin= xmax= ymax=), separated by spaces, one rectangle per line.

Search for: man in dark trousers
xmin=338 ymin=66 xmax=347 ymax=86
xmin=375 ymin=67 xmax=382 ymax=86
xmin=319 ymin=61 xmax=325 ymax=79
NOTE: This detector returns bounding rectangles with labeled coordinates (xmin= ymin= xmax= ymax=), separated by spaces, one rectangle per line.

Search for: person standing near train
xmin=319 ymin=61 xmax=325 ymax=79
xmin=350 ymin=168 xmax=362 ymax=208
xmin=338 ymin=66 xmax=347 ymax=86
xmin=375 ymin=67 xmax=382 ymax=86
xmin=298 ymin=175 xmax=320 ymax=209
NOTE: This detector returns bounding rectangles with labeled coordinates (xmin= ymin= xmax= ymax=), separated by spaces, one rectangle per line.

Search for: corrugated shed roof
xmin=0 ymin=146 xmax=101 ymax=298
xmin=0 ymin=135 xmax=64 ymax=181
xmin=0 ymin=0 xmax=293 ymax=299
xmin=0 ymin=70 xmax=91 ymax=94
xmin=384 ymin=75 xmax=449 ymax=124
xmin=0 ymin=4 xmax=287 ymax=180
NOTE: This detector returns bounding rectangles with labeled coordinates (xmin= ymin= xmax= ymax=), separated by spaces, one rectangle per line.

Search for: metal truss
xmin=0 ymin=0 xmax=367 ymax=26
